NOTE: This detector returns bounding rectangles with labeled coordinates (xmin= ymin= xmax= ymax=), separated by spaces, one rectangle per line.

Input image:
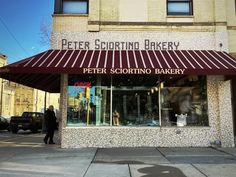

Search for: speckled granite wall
xmin=207 ymin=76 xmax=222 ymax=140
xmin=218 ymin=80 xmax=235 ymax=147
xmin=61 ymin=127 xmax=213 ymax=148
xmin=60 ymin=76 xmax=235 ymax=148
xmin=58 ymin=74 xmax=68 ymax=142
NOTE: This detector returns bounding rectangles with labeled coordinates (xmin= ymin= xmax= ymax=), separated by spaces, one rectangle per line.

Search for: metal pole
xmin=110 ymin=76 xmax=113 ymax=126
xmin=44 ymin=91 xmax=47 ymax=113
xmin=158 ymin=76 xmax=161 ymax=126
xmin=42 ymin=91 xmax=47 ymax=133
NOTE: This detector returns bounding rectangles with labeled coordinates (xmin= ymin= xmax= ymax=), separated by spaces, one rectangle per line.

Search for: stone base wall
xmin=61 ymin=127 xmax=214 ymax=148
xmin=218 ymin=80 xmax=235 ymax=147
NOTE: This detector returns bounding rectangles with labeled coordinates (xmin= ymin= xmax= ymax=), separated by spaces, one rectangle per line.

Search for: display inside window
xmin=67 ymin=75 xmax=110 ymax=126
xmin=159 ymin=75 xmax=208 ymax=126
xmin=167 ymin=0 xmax=193 ymax=15
xmin=67 ymin=75 xmax=208 ymax=127
xmin=63 ymin=0 xmax=88 ymax=14
xmin=112 ymin=76 xmax=159 ymax=126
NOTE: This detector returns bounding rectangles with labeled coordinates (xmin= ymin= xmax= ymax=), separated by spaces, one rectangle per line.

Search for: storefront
xmin=1 ymin=0 xmax=236 ymax=148
xmin=0 ymin=45 xmax=236 ymax=148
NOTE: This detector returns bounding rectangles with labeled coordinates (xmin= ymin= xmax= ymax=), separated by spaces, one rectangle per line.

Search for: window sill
xmin=65 ymin=126 xmax=210 ymax=128
xmin=53 ymin=14 xmax=88 ymax=17
xmin=166 ymin=15 xmax=194 ymax=23
xmin=167 ymin=15 xmax=194 ymax=18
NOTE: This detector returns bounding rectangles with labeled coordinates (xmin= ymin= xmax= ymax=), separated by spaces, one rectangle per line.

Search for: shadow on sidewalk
xmin=138 ymin=165 xmax=187 ymax=177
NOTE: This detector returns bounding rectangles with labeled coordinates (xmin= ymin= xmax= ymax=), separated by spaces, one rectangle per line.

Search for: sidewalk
xmin=0 ymin=133 xmax=236 ymax=177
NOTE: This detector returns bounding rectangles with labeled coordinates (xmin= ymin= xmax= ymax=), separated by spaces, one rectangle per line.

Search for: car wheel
xmin=12 ymin=128 xmax=18 ymax=134
xmin=31 ymin=127 xmax=38 ymax=133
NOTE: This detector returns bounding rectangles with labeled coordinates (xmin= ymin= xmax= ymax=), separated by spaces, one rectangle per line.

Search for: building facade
xmin=50 ymin=0 xmax=236 ymax=148
xmin=0 ymin=53 xmax=14 ymax=118
xmin=1 ymin=0 xmax=236 ymax=148
xmin=13 ymin=84 xmax=60 ymax=116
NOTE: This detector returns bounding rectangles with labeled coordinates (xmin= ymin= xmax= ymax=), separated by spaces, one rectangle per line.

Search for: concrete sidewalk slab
xmin=130 ymin=164 xmax=205 ymax=177
xmin=96 ymin=148 xmax=163 ymax=156
xmin=165 ymin=155 xmax=236 ymax=164
xmin=94 ymin=147 xmax=169 ymax=164
xmin=158 ymin=147 xmax=236 ymax=164
xmin=85 ymin=164 xmax=130 ymax=177
xmin=158 ymin=147 xmax=229 ymax=156
xmin=0 ymin=147 xmax=97 ymax=177
xmin=194 ymin=164 xmax=236 ymax=177
xmin=217 ymin=148 xmax=236 ymax=156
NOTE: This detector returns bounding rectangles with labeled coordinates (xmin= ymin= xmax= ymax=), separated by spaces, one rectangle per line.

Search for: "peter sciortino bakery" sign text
xmin=61 ymin=39 xmax=180 ymax=50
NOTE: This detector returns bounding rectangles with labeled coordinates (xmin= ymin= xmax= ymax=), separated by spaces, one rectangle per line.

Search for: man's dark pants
xmin=44 ymin=129 xmax=54 ymax=144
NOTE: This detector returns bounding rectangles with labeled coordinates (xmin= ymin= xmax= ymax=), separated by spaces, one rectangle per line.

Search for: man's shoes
xmin=43 ymin=138 xmax=47 ymax=144
xmin=49 ymin=142 xmax=55 ymax=144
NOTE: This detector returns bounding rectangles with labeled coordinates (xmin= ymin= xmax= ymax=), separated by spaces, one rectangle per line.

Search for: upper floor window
xmin=62 ymin=0 xmax=89 ymax=14
xmin=235 ymin=0 xmax=236 ymax=14
xmin=167 ymin=0 xmax=193 ymax=15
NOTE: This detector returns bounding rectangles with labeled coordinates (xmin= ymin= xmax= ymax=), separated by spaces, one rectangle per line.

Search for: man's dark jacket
xmin=44 ymin=109 xmax=57 ymax=131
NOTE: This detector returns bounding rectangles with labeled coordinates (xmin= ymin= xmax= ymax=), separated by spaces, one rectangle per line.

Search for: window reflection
xmin=167 ymin=0 xmax=193 ymax=15
xmin=67 ymin=75 xmax=208 ymax=127
xmin=63 ymin=0 xmax=88 ymax=14
xmin=67 ymin=75 xmax=110 ymax=126
xmin=112 ymin=88 xmax=159 ymax=126
xmin=168 ymin=3 xmax=190 ymax=14
xmin=112 ymin=75 xmax=160 ymax=126
xmin=160 ymin=76 xmax=208 ymax=126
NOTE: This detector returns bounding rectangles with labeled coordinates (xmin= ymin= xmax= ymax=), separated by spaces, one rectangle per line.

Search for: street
xmin=0 ymin=130 xmax=236 ymax=177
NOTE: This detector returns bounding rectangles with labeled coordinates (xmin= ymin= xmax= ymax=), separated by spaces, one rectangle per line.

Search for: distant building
xmin=13 ymin=83 xmax=60 ymax=116
xmin=0 ymin=53 xmax=14 ymax=117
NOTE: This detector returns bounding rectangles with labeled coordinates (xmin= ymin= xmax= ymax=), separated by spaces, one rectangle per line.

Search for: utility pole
xmin=42 ymin=91 xmax=47 ymax=133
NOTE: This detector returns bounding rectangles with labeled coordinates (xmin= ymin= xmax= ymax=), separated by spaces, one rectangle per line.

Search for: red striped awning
xmin=1 ymin=50 xmax=236 ymax=75
xmin=0 ymin=50 xmax=235 ymax=92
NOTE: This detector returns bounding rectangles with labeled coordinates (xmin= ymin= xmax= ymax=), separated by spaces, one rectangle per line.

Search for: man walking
xmin=43 ymin=105 xmax=57 ymax=144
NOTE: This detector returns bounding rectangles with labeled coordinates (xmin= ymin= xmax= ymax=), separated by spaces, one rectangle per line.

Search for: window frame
xmin=62 ymin=0 xmax=89 ymax=14
xmin=66 ymin=75 xmax=209 ymax=127
xmin=235 ymin=0 xmax=236 ymax=14
xmin=167 ymin=0 xmax=193 ymax=16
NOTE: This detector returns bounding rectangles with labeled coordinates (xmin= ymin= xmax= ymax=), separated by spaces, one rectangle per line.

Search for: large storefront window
xmin=67 ymin=75 xmax=110 ymax=126
xmin=67 ymin=75 xmax=208 ymax=127
xmin=160 ymin=75 xmax=208 ymax=126
xmin=112 ymin=75 xmax=159 ymax=126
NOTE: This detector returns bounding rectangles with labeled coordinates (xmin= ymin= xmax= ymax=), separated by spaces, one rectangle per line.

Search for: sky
xmin=0 ymin=0 xmax=54 ymax=64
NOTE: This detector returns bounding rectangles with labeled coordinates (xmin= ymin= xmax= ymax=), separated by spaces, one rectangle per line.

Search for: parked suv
xmin=0 ymin=116 xmax=10 ymax=131
xmin=10 ymin=112 xmax=44 ymax=133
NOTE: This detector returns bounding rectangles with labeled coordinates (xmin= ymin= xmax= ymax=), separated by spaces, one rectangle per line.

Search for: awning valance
xmin=1 ymin=50 xmax=236 ymax=75
xmin=0 ymin=50 xmax=236 ymax=92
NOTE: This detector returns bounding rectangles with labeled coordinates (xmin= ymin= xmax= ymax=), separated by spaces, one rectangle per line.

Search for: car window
xmin=0 ymin=117 xmax=6 ymax=122
xmin=23 ymin=112 xmax=30 ymax=117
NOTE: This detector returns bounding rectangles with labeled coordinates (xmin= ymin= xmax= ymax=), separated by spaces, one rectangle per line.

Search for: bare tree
xmin=40 ymin=19 xmax=51 ymax=47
